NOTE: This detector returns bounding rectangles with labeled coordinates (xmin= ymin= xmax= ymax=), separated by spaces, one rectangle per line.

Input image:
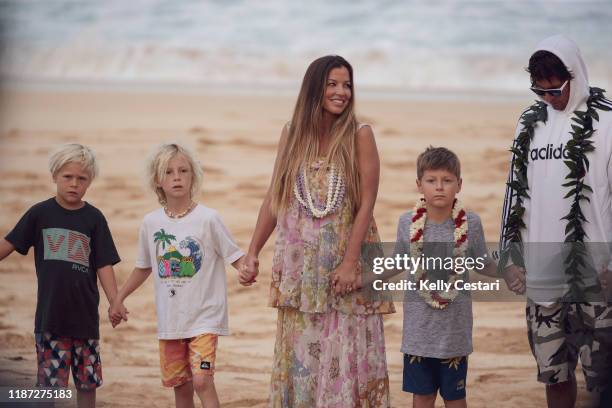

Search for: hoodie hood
xmin=533 ymin=34 xmax=590 ymax=114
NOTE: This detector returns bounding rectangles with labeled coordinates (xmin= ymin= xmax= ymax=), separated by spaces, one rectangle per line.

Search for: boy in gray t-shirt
xmin=396 ymin=147 xmax=497 ymax=407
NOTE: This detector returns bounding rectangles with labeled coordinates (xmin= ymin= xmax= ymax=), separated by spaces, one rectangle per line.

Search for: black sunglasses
xmin=530 ymin=79 xmax=569 ymax=97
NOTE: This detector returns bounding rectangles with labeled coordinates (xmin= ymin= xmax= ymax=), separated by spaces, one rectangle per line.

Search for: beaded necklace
xmin=164 ymin=201 xmax=196 ymax=219
xmin=293 ymin=163 xmax=345 ymax=218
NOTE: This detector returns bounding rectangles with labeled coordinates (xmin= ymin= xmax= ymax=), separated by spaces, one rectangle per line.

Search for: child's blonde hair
xmin=48 ymin=143 xmax=98 ymax=179
xmin=147 ymin=142 xmax=204 ymax=204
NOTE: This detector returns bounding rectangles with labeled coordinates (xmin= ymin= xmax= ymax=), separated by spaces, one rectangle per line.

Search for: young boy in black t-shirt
xmin=0 ymin=143 xmax=126 ymax=406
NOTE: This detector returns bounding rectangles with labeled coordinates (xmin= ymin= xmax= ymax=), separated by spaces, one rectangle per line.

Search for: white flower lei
xmin=293 ymin=164 xmax=345 ymax=218
xmin=409 ymin=198 xmax=469 ymax=309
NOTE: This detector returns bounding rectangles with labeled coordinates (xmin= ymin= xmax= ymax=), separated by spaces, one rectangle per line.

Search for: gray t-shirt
xmin=396 ymin=210 xmax=490 ymax=358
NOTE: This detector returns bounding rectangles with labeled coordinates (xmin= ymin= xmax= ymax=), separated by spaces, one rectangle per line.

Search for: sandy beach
xmin=0 ymin=86 xmax=594 ymax=407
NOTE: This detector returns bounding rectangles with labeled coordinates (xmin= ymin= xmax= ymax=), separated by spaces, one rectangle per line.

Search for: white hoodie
xmin=499 ymin=34 xmax=612 ymax=302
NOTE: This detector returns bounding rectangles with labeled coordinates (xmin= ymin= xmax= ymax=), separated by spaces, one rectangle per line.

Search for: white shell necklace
xmin=293 ymin=163 xmax=345 ymax=218
xmin=164 ymin=201 xmax=196 ymax=219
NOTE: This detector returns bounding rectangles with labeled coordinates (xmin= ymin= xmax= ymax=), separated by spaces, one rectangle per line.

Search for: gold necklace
xmin=164 ymin=201 xmax=196 ymax=218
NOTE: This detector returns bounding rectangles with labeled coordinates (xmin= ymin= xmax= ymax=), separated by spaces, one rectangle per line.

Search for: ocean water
xmin=0 ymin=0 xmax=611 ymax=94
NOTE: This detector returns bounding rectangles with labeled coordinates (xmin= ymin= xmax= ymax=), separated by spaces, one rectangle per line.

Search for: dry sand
xmin=0 ymin=87 xmax=594 ymax=407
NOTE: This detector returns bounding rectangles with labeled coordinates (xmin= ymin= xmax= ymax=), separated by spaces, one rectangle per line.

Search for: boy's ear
xmin=457 ymin=178 xmax=462 ymax=193
xmin=416 ymin=178 xmax=423 ymax=193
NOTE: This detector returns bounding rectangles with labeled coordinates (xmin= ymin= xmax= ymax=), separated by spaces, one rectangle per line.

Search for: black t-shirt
xmin=6 ymin=198 xmax=120 ymax=339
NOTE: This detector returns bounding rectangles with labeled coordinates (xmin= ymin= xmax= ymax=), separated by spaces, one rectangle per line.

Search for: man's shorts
xmin=35 ymin=332 xmax=102 ymax=390
xmin=159 ymin=333 xmax=218 ymax=387
xmin=402 ymin=354 xmax=468 ymax=401
xmin=526 ymin=300 xmax=612 ymax=391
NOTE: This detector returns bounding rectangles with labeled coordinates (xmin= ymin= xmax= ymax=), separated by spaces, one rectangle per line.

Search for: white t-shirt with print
xmin=136 ymin=204 xmax=244 ymax=339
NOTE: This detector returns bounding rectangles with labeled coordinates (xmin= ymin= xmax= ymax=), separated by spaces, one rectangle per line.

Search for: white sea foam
xmin=1 ymin=0 xmax=610 ymax=93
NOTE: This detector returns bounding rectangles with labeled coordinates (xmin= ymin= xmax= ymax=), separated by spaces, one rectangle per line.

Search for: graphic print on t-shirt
xmin=43 ymin=227 xmax=91 ymax=269
xmin=154 ymin=228 xmax=203 ymax=279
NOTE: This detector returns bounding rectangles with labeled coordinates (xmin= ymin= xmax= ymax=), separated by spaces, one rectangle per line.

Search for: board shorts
xmin=526 ymin=299 xmax=612 ymax=391
xmin=35 ymin=331 xmax=102 ymax=389
xmin=159 ymin=333 xmax=218 ymax=387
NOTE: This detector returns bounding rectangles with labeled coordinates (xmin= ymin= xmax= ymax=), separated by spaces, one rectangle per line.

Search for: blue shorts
xmin=402 ymin=354 xmax=467 ymax=401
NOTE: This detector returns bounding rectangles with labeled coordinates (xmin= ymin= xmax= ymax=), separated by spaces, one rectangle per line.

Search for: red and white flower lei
xmin=409 ymin=198 xmax=468 ymax=309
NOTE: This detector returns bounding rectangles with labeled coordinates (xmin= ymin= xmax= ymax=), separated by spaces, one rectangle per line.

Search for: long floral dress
xmin=269 ymin=149 xmax=395 ymax=408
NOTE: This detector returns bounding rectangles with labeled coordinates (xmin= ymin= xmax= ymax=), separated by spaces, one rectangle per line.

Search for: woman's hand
xmin=240 ymin=253 xmax=259 ymax=286
xmin=331 ymin=261 xmax=360 ymax=295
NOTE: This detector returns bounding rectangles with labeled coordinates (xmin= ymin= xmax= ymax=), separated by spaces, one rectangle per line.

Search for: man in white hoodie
xmin=499 ymin=35 xmax=612 ymax=408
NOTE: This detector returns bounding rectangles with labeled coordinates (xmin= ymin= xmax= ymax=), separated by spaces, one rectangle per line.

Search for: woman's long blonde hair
xmin=270 ymin=55 xmax=359 ymax=215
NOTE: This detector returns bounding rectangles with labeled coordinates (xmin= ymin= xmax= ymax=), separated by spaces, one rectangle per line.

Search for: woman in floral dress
xmin=242 ymin=55 xmax=394 ymax=408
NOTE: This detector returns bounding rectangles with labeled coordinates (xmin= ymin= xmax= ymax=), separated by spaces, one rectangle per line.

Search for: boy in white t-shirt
xmin=110 ymin=143 xmax=251 ymax=408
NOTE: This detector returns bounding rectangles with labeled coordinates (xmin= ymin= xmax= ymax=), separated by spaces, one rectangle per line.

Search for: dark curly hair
xmin=526 ymin=50 xmax=574 ymax=85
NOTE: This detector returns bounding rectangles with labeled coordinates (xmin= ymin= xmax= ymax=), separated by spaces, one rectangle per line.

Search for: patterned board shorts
xmin=35 ymin=332 xmax=102 ymax=389
xmin=526 ymin=300 xmax=612 ymax=391
xmin=159 ymin=333 xmax=218 ymax=387
xmin=402 ymin=354 xmax=468 ymax=401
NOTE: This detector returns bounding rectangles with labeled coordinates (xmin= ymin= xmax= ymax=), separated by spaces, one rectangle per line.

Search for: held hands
xmin=239 ymin=253 xmax=259 ymax=286
xmin=599 ymin=266 xmax=612 ymax=302
xmin=331 ymin=261 xmax=361 ymax=296
xmin=502 ymin=265 xmax=526 ymax=295
xmin=108 ymin=299 xmax=129 ymax=328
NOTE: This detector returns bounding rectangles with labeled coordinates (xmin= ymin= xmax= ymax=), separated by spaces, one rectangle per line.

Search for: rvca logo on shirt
xmin=530 ymin=143 xmax=569 ymax=161
xmin=43 ymin=228 xmax=91 ymax=270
